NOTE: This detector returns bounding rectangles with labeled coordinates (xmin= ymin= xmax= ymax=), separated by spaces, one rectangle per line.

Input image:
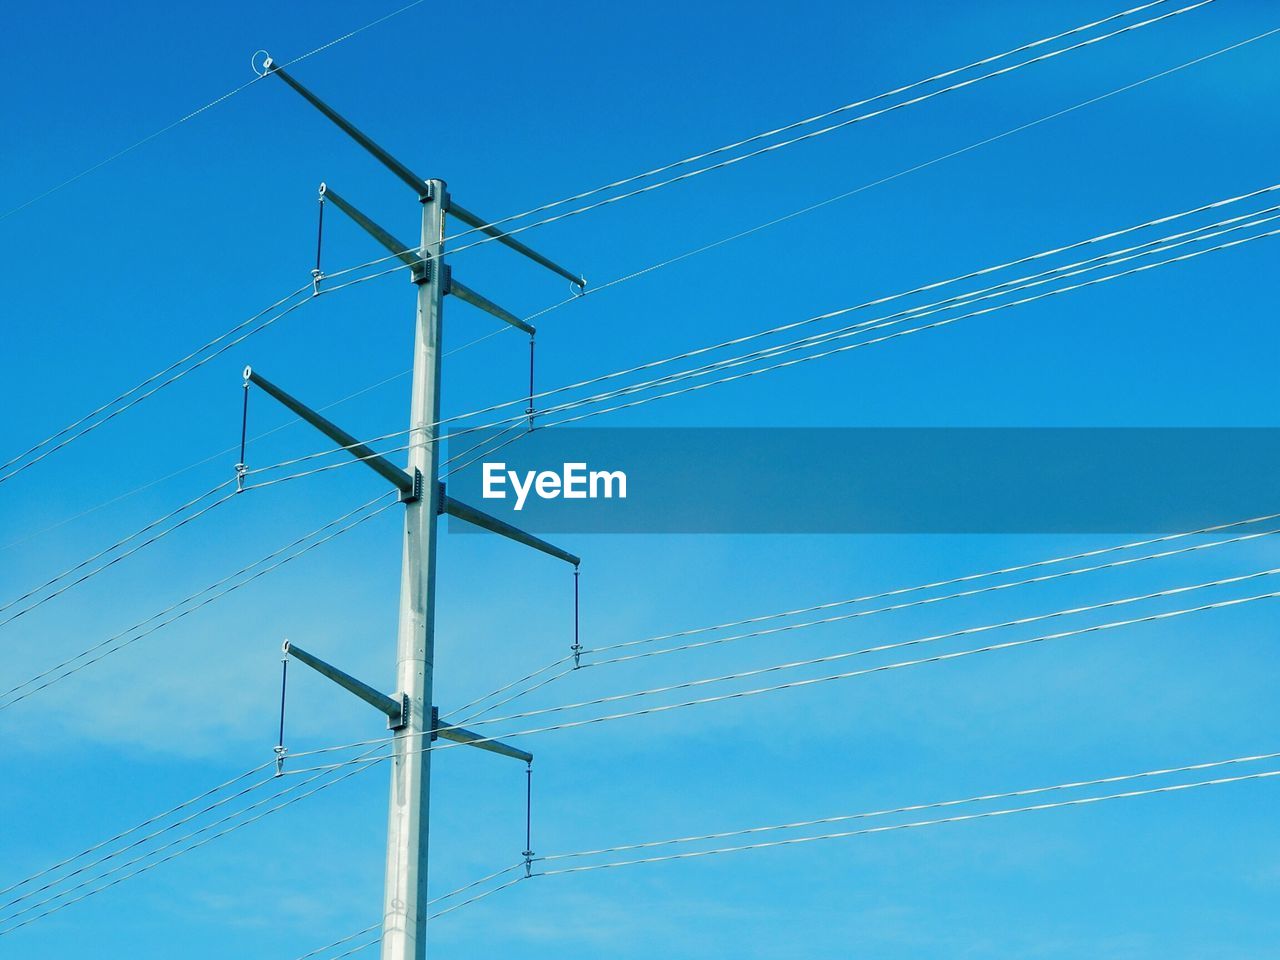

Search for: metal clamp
xmin=400 ymin=468 xmax=423 ymax=504
xmin=389 ymin=694 xmax=410 ymax=731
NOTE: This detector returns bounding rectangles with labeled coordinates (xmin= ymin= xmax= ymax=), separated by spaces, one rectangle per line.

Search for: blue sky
xmin=2 ymin=1 xmax=1280 ymax=957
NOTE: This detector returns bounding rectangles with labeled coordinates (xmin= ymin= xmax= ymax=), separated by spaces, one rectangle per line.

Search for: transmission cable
xmin=0 ymin=494 xmax=397 ymax=711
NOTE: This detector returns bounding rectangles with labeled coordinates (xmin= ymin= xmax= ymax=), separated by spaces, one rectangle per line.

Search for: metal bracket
xmin=436 ymin=481 xmax=447 ymax=516
xmin=410 ymin=256 xmax=432 ymax=286
xmin=389 ymin=694 xmax=410 ymax=731
xmin=401 ymin=468 xmax=423 ymax=504
xmin=429 ymin=706 xmax=534 ymax=763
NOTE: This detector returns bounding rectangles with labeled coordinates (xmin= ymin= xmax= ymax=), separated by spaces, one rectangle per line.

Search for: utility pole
xmin=245 ymin=53 xmax=583 ymax=960
xmin=382 ymin=176 xmax=445 ymax=960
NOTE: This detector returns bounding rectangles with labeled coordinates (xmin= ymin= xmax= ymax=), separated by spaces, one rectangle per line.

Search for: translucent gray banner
xmin=443 ymin=428 xmax=1280 ymax=533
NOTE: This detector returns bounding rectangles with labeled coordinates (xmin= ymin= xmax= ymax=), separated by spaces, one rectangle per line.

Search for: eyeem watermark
xmin=482 ymin=462 xmax=628 ymax=511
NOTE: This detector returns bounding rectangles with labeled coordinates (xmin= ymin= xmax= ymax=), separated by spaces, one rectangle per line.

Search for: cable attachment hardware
xmin=312 ymin=183 xmax=327 ymax=295
xmin=571 ymin=565 xmax=582 ymax=668
xmin=526 ymin=336 xmax=536 ymax=431
xmin=274 ymin=641 xmax=290 ymax=776
xmin=250 ymin=50 xmax=273 ymax=77
xmin=522 ymin=761 xmax=534 ymax=877
xmin=236 ymin=371 xmax=251 ymax=492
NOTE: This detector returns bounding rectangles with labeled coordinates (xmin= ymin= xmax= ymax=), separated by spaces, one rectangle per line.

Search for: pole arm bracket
xmin=257 ymin=55 xmax=583 ymax=287
xmin=445 ymin=270 xmax=536 ymax=336
xmin=439 ymin=483 xmax=580 ymax=566
xmin=320 ymin=184 xmax=429 ymax=282
xmin=430 ymin=707 xmax=533 ymax=763
xmin=447 ymin=198 xmax=585 ymax=288
xmin=283 ymin=641 xmax=409 ymax=730
xmin=261 ymin=58 xmax=430 ymax=199
xmin=244 ymin=366 xmax=418 ymax=501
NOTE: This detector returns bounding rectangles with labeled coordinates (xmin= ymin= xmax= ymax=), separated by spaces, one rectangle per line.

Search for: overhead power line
xmin=15 ymin=22 xmax=1261 ymax=559
xmin=0 ymin=759 xmax=274 ymax=900
xmin=0 ymin=749 xmax=381 ymax=929
xmin=244 ymin=196 xmax=1280 ymax=481
xmin=0 ymin=0 xmax=437 ymax=224
xmin=0 ymin=482 xmax=239 ymax=633
xmin=447 ymin=24 xmax=1280 ymax=356
xmin=451 ymin=520 xmax=1280 ymax=725
xmin=535 ymin=762 xmax=1280 ymax=876
xmin=437 ymin=200 xmax=1280 ymax=431
xmin=439 ymin=0 xmax=1193 ymax=244
xmin=0 ymin=479 xmax=235 ymax=622
xmin=320 ymin=0 xmax=1212 ymax=278
xmin=538 ymin=748 xmax=1280 ymax=862
xmin=0 ymin=494 xmax=397 ymax=711
xmin=522 ymin=223 xmax=1279 ymax=435
xmin=437 ymin=1 xmax=1214 ymax=257
xmin=0 ymin=285 xmax=310 ymax=486
xmin=280 ymin=579 xmax=1280 ymax=771
xmin=0 ymin=751 xmax=383 ymax=937
xmin=465 ymin=566 xmax=1280 ymax=728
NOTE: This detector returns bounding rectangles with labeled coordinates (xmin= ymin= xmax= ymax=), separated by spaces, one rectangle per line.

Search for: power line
xmin=466 ymin=566 xmax=1280 ymax=727
xmin=538 ymin=749 xmax=1280 ymax=862
xmin=439 ymin=0 xmax=1188 ymax=243
xmin=287 ymin=180 xmax=1280 ymax=461
xmin=0 ymin=750 xmax=383 ymax=928
xmin=335 ymin=0 xmax=1213 ymax=276
xmin=208 ymin=25 xmax=1278 ymax=486
xmin=0 ymin=759 xmax=274 ymax=900
xmin=0 ymin=484 xmax=239 ymax=633
xmin=534 ymin=765 xmax=1280 ymax=876
xmin=451 ymin=521 xmax=1280 ymax=725
xmin=0 ymin=289 xmax=312 ymax=486
xmin=0 ymin=367 xmax=412 ymax=557
xmin=442 ymin=0 xmax=1213 ymax=257
xmin=283 ymin=581 xmax=1280 ymax=769
xmin=439 ymin=201 xmax=1280 ymax=431
xmin=585 ymin=526 xmax=1280 ymax=668
xmin=515 ymin=206 xmax=1280 ymax=426
xmin=309 ymin=24 xmax=1280 ymax=457
xmin=251 ymin=203 xmax=1280 ymax=478
xmin=0 ymin=284 xmax=309 ymax=485
xmin=0 ymin=244 xmax=410 ymax=489
xmin=451 ymin=24 xmax=1279 ymax=353
xmin=0 ymin=479 xmax=234 ymax=618
xmin=0 ymin=0 xmax=436 ymax=224
xmin=0 ymin=752 xmax=382 ymax=937
xmin=0 ymin=494 xmax=397 ymax=711
xmin=524 ymin=224 xmax=1280 ymax=434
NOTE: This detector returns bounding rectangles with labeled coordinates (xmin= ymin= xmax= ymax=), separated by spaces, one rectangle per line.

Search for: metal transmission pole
xmin=247 ymin=54 xmax=584 ymax=960
xmin=385 ymin=176 xmax=444 ymax=960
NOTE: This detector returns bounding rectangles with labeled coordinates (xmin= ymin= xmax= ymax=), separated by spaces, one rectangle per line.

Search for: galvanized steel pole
xmin=381 ymin=179 xmax=446 ymax=960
